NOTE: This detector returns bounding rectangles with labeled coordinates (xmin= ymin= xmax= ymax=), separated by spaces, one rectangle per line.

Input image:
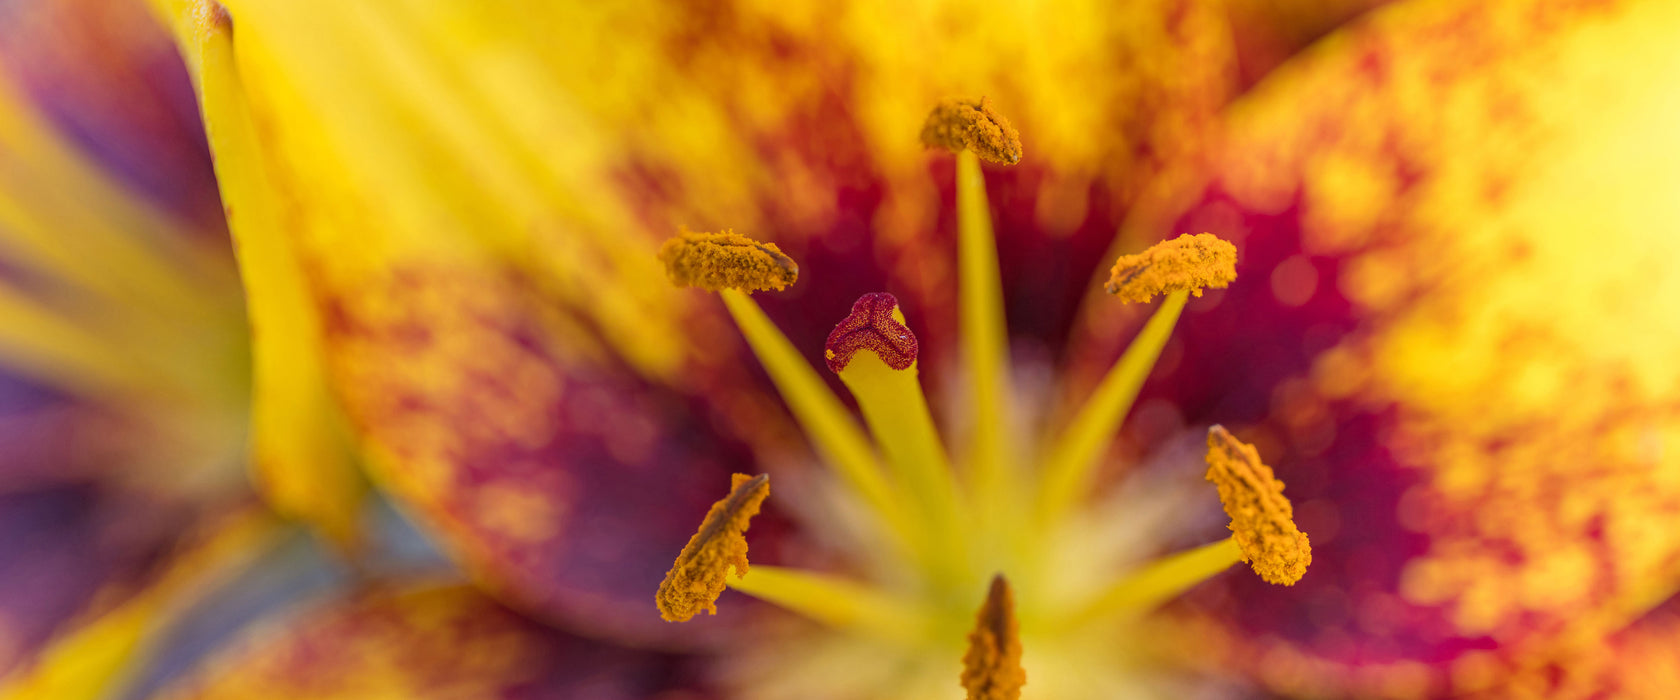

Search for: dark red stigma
xmin=824 ymin=292 xmax=919 ymax=374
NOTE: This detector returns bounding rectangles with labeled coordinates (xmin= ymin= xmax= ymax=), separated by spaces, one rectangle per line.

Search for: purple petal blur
xmin=155 ymin=583 xmax=710 ymax=700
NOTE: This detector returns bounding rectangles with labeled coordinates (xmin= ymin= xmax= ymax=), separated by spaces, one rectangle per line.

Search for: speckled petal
xmin=319 ymin=264 xmax=771 ymax=643
xmin=1074 ymin=0 xmax=1680 ymax=694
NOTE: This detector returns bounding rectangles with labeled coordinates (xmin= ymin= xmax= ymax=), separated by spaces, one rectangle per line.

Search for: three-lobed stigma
xmin=1106 ymin=233 xmax=1238 ymax=303
xmin=921 ymin=97 xmax=1024 ymax=165
xmin=656 ymin=473 xmax=771 ymax=622
xmin=1205 ymin=426 xmax=1312 ymax=585
xmin=961 ymin=575 xmax=1026 ymax=700
xmin=658 ymin=229 xmax=799 ymax=293
xmin=823 ymin=292 xmax=920 ymax=374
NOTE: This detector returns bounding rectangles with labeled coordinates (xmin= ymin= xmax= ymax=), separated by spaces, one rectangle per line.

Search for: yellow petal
xmin=1115 ymin=0 xmax=1680 ymax=689
xmin=151 ymin=0 xmax=367 ymax=546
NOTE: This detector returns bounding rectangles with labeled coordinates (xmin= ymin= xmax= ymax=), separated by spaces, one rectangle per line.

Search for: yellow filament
xmin=956 ymin=149 xmax=1021 ymax=549
xmin=1063 ymin=537 xmax=1241 ymax=629
xmin=838 ymin=350 xmax=969 ymax=583
xmin=719 ymin=290 xmax=917 ymax=553
xmin=729 ymin=565 xmax=930 ymax=644
xmin=1037 ymin=290 xmax=1189 ymax=525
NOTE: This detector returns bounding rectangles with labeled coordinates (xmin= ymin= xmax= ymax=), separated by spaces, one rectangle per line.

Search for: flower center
xmin=653 ymin=99 xmax=1302 ymax=700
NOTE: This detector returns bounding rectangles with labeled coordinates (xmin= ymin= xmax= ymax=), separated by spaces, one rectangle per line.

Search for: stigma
xmin=656 ymin=473 xmax=771 ymax=622
xmin=1205 ymin=426 xmax=1312 ymax=585
xmin=823 ymin=292 xmax=919 ymax=373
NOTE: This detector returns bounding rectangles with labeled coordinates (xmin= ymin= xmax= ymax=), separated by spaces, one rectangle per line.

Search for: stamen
xmin=920 ymin=97 xmax=1024 ymax=165
xmin=656 ymin=473 xmax=771 ymax=622
xmin=1037 ymin=290 xmax=1190 ymax=526
xmin=961 ymin=575 xmax=1026 ymax=700
xmin=728 ymin=565 xmax=931 ymax=643
xmin=1105 ymin=233 xmax=1237 ymax=303
xmin=827 ymin=293 xmax=968 ymax=583
xmin=1205 ymin=426 xmax=1312 ymax=585
xmin=658 ymin=229 xmax=799 ymax=293
xmin=824 ymin=293 xmax=918 ymax=373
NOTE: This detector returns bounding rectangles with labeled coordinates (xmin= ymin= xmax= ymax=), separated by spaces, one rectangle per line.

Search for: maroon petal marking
xmin=823 ymin=292 xmax=918 ymax=374
xmin=1070 ymin=0 xmax=1680 ymax=695
xmin=320 ymin=264 xmax=776 ymax=646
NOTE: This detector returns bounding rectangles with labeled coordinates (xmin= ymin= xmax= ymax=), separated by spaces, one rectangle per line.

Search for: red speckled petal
xmin=318 ymin=264 xmax=775 ymax=644
xmin=1454 ymin=599 xmax=1680 ymax=700
xmin=1070 ymin=0 xmax=1680 ymax=694
xmin=154 ymin=583 xmax=707 ymax=700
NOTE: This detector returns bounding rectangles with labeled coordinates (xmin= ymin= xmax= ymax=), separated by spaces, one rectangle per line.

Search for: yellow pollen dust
xmin=921 ymin=97 xmax=1024 ymax=165
xmin=1205 ymin=426 xmax=1311 ymax=586
xmin=961 ymin=575 xmax=1027 ymax=700
xmin=1105 ymin=233 xmax=1238 ymax=303
xmin=658 ymin=229 xmax=799 ymax=293
xmin=656 ymin=473 xmax=771 ymax=622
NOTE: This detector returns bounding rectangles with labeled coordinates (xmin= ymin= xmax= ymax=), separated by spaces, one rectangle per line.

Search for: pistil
xmin=827 ymin=293 xmax=970 ymax=586
xmin=719 ymin=289 xmax=919 ymax=559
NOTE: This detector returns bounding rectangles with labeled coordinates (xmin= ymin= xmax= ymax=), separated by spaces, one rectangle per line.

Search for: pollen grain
xmin=1105 ymin=233 xmax=1238 ymax=303
xmin=1205 ymin=426 xmax=1311 ymax=586
xmin=921 ymin=97 xmax=1024 ymax=165
xmin=656 ymin=473 xmax=771 ymax=622
xmin=658 ymin=229 xmax=799 ymax=293
xmin=961 ymin=574 xmax=1026 ymax=700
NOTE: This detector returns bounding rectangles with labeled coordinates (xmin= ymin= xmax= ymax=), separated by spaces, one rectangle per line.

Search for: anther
xmin=1105 ymin=233 xmax=1238 ymax=303
xmin=824 ymin=293 xmax=919 ymax=374
xmin=196 ymin=1 xmax=231 ymax=32
xmin=961 ymin=574 xmax=1026 ymax=700
xmin=656 ymin=473 xmax=771 ymax=622
xmin=658 ymin=229 xmax=799 ymax=293
xmin=1204 ymin=426 xmax=1311 ymax=585
xmin=921 ymin=97 xmax=1024 ymax=165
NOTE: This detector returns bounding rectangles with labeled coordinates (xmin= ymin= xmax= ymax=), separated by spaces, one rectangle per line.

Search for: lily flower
xmin=3 ymin=0 xmax=1679 ymax=698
